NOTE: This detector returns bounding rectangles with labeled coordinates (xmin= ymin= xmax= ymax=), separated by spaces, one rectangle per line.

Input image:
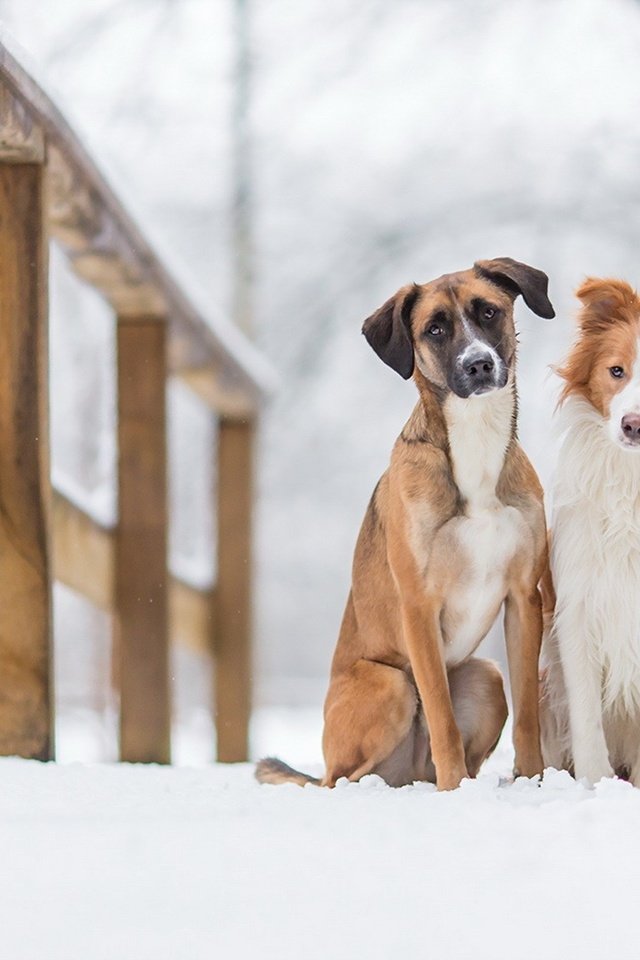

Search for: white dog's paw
xmin=574 ymin=755 xmax=614 ymax=785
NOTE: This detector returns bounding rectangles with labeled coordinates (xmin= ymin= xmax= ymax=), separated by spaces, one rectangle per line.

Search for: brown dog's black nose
xmin=463 ymin=351 xmax=495 ymax=378
xmin=621 ymin=413 xmax=640 ymax=443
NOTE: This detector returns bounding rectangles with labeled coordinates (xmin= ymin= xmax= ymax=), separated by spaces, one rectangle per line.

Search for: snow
xmin=0 ymin=721 xmax=636 ymax=960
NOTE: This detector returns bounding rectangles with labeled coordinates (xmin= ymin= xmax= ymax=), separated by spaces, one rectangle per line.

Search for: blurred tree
xmin=232 ymin=0 xmax=254 ymax=335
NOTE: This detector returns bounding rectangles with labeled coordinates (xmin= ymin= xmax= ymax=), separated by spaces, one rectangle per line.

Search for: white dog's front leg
xmin=556 ymin=612 xmax=613 ymax=784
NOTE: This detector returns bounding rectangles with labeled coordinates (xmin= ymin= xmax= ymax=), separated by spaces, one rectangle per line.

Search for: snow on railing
xmin=0 ymin=33 xmax=274 ymax=765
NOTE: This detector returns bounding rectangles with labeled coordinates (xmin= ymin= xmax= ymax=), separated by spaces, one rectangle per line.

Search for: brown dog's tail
xmin=255 ymin=756 xmax=321 ymax=787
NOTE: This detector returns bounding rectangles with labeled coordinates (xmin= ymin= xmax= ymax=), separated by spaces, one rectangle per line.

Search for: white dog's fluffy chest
xmin=552 ymin=400 xmax=640 ymax=711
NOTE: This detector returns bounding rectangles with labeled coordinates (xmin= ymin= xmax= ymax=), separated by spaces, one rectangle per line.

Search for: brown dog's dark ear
xmin=362 ymin=284 xmax=420 ymax=379
xmin=474 ymin=257 xmax=555 ymax=319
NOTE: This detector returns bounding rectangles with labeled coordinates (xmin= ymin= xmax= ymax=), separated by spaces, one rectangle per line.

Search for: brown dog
xmin=257 ymin=258 xmax=553 ymax=791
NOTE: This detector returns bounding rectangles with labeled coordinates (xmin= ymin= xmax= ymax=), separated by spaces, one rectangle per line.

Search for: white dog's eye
xmin=610 ymin=365 xmax=625 ymax=379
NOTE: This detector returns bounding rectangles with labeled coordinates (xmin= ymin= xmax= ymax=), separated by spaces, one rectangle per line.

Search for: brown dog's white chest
xmin=439 ymin=506 xmax=526 ymax=664
xmin=410 ymin=385 xmax=529 ymax=664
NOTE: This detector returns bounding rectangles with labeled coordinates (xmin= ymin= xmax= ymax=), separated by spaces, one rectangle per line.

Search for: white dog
xmin=541 ymin=277 xmax=640 ymax=785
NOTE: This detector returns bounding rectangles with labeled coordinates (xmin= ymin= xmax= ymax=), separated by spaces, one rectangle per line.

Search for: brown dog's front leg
xmin=402 ymin=601 xmax=468 ymax=790
xmin=504 ymin=587 xmax=544 ymax=778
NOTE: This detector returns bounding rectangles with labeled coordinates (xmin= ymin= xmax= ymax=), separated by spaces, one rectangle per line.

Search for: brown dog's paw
xmin=436 ymin=764 xmax=469 ymax=791
xmin=513 ymin=753 xmax=544 ymax=779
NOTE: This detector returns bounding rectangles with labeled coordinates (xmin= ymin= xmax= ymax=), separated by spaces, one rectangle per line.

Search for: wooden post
xmin=116 ymin=317 xmax=170 ymax=763
xmin=215 ymin=418 xmax=254 ymax=761
xmin=0 ymin=163 xmax=53 ymax=760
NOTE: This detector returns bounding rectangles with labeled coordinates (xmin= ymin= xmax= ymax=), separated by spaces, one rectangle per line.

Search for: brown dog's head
xmin=362 ymin=257 xmax=554 ymax=399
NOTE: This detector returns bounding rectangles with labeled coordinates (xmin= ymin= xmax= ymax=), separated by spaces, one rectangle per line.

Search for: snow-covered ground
xmin=1 ymin=717 xmax=636 ymax=960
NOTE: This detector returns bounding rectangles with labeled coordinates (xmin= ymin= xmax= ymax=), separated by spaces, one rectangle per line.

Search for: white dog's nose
xmin=621 ymin=413 xmax=640 ymax=443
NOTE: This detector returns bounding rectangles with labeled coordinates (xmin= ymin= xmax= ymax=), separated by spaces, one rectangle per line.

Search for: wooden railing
xmin=0 ymin=34 xmax=275 ymax=763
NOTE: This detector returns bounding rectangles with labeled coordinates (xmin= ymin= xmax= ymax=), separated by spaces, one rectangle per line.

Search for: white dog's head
xmin=559 ymin=278 xmax=640 ymax=451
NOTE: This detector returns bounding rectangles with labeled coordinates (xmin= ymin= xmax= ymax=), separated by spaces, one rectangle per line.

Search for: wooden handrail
xmin=52 ymin=490 xmax=214 ymax=658
xmin=0 ymin=29 xmax=276 ymax=418
xmin=0 ymin=31 xmax=270 ymax=763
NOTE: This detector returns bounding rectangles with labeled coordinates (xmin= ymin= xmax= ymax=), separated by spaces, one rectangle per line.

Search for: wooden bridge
xmin=0 ymin=34 xmax=275 ymax=764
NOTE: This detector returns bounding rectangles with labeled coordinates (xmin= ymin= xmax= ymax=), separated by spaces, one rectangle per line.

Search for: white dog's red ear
xmin=575 ymin=277 xmax=638 ymax=324
xmin=362 ymin=284 xmax=420 ymax=379
xmin=474 ymin=257 xmax=555 ymax=319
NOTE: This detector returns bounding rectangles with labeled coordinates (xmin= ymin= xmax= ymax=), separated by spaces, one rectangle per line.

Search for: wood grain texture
xmin=52 ymin=489 xmax=214 ymax=655
xmin=180 ymin=368 xmax=255 ymax=420
xmin=0 ymin=85 xmax=44 ymax=162
xmin=116 ymin=318 xmax=170 ymax=763
xmin=215 ymin=418 xmax=254 ymax=762
xmin=52 ymin=490 xmax=114 ymax=611
xmin=169 ymin=578 xmax=214 ymax=656
xmin=0 ymin=163 xmax=53 ymax=759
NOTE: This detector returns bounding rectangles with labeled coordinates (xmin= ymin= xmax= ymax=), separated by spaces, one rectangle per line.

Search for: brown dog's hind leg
xmin=447 ymin=658 xmax=508 ymax=778
xmin=322 ymin=659 xmax=418 ymax=787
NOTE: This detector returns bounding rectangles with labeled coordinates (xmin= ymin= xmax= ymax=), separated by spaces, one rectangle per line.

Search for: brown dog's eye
xmin=483 ymin=307 xmax=496 ymax=320
xmin=427 ymin=324 xmax=443 ymax=337
xmin=610 ymin=366 xmax=625 ymax=379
